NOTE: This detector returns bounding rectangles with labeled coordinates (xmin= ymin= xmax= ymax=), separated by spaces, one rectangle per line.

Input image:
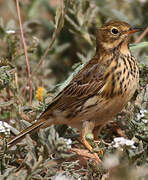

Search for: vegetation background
xmin=0 ymin=0 xmax=148 ymax=179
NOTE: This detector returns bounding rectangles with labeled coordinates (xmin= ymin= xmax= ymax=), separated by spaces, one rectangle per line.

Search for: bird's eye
xmin=111 ymin=28 xmax=119 ymax=35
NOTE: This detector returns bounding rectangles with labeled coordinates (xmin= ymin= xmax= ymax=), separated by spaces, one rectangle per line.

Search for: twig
xmin=31 ymin=0 xmax=70 ymax=77
xmin=16 ymin=0 xmax=33 ymax=103
xmin=134 ymin=26 xmax=148 ymax=44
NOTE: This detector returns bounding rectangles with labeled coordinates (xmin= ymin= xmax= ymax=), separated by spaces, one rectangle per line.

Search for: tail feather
xmin=8 ymin=120 xmax=45 ymax=148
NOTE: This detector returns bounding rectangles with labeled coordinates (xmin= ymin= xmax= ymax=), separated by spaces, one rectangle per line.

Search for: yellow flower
xmin=36 ymin=87 xmax=46 ymax=102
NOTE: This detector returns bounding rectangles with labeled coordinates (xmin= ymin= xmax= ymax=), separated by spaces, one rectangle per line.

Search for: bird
xmin=8 ymin=20 xmax=142 ymax=163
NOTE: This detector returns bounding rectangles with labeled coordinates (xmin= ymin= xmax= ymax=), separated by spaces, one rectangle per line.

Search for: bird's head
xmin=96 ymin=20 xmax=142 ymax=52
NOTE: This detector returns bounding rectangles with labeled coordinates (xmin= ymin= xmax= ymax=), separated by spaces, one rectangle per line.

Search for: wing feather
xmin=39 ymin=58 xmax=106 ymax=119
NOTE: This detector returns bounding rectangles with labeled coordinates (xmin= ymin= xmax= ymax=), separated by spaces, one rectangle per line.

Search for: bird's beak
xmin=125 ymin=27 xmax=144 ymax=34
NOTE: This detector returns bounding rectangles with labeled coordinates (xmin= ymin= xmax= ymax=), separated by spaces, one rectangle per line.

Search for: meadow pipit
xmin=8 ymin=21 xmax=142 ymax=163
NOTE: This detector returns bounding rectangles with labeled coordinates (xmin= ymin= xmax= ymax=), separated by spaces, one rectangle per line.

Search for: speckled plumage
xmin=8 ymin=21 xmax=141 ymax=162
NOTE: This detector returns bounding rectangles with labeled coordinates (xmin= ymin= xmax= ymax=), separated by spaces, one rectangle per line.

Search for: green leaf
xmin=130 ymin=42 xmax=148 ymax=50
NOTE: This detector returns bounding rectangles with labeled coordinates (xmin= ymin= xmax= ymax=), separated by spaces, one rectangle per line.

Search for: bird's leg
xmin=93 ymin=125 xmax=104 ymax=156
xmin=81 ymin=120 xmax=101 ymax=163
xmin=93 ymin=125 xmax=103 ymax=141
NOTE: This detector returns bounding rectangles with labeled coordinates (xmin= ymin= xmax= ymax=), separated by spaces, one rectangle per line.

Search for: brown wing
xmin=39 ymin=57 xmax=106 ymax=119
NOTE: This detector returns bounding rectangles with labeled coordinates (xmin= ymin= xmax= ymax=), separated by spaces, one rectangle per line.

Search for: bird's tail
xmin=8 ymin=120 xmax=46 ymax=148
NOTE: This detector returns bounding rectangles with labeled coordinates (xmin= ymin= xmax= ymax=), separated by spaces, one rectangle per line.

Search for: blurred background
xmin=0 ymin=0 xmax=148 ymax=179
